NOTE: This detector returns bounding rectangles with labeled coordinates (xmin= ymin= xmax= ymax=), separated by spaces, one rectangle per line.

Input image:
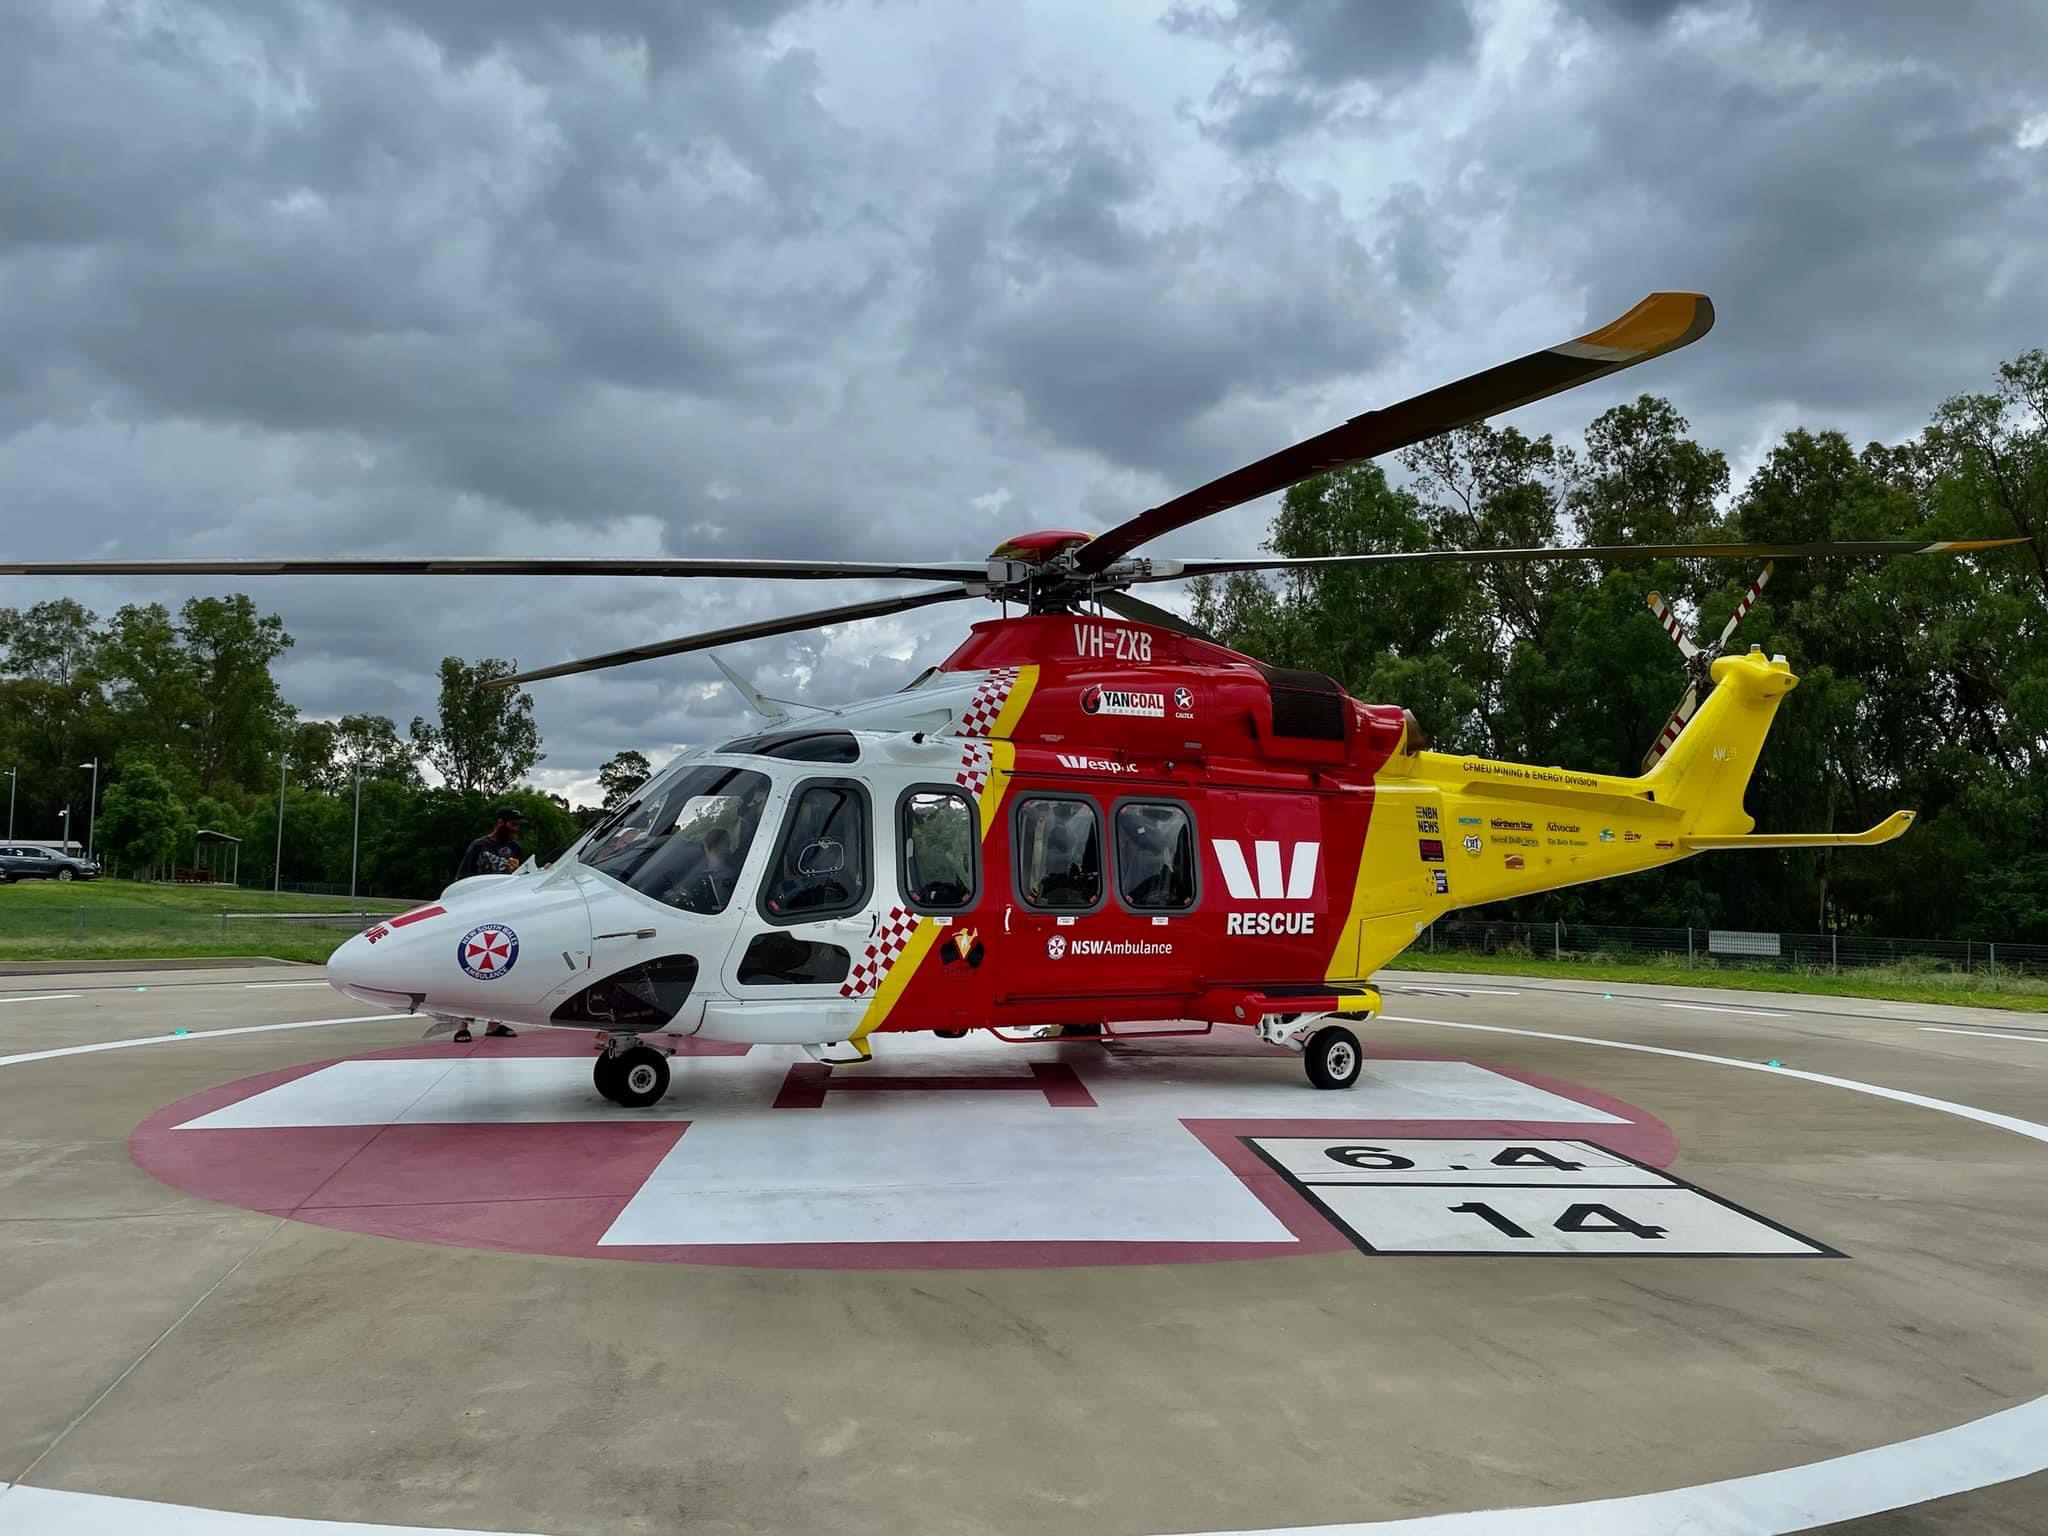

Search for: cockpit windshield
xmin=578 ymin=763 xmax=773 ymax=915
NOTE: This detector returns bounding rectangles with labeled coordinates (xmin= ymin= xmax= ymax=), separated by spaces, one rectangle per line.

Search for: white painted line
xmin=241 ymin=982 xmax=334 ymax=990
xmin=0 ymin=1015 xmax=396 ymax=1069
xmin=1658 ymin=1001 xmax=1787 ymax=1018
xmin=1921 ymin=1026 xmax=2048 ymax=1045
xmin=0 ymin=993 xmax=81 ymax=1005
xmin=1395 ymin=985 xmax=1523 ymax=996
xmin=0 ymin=1481 xmax=551 ymax=1533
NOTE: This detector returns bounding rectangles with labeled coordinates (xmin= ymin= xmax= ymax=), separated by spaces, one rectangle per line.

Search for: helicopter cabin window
xmin=1014 ymin=796 xmax=1103 ymax=912
xmin=579 ymin=764 xmax=771 ymax=916
xmin=899 ymin=787 xmax=978 ymax=913
xmin=1114 ymin=801 xmax=1197 ymax=912
xmin=760 ymin=780 xmax=870 ymax=923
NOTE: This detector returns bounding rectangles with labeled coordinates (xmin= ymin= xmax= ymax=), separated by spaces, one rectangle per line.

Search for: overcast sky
xmin=5 ymin=0 xmax=2045 ymax=804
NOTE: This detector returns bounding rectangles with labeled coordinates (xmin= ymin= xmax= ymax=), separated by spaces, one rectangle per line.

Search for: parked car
xmin=0 ymin=845 xmax=101 ymax=882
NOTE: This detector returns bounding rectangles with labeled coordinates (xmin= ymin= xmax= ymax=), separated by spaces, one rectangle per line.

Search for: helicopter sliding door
xmin=996 ymin=788 xmax=1202 ymax=1020
xmin=710 ymin=776 xmax=880 ymax=1043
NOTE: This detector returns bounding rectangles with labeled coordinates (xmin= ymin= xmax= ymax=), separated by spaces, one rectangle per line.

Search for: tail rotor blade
xmin=1641 ymin=684 xmax=1701 ymax=773
xmin=1646 ymin=591 xmax=1700 ymax=659
xmin=1713 ymin=561 xmax=1773 ymax=653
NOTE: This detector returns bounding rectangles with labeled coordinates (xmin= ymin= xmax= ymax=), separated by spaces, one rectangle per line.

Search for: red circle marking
xmin=132 ymin=1033 xmax=1678 ymax=1270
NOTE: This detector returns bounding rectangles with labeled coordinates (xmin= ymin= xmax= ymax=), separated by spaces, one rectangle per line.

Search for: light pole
xmin=77 ymin=758 xmax=98 ymax=861
xmin=4 ymin=767 xmax=15 ymax=840
xmin=273 ymin=753 xmax=289 ymax=894
xmin=349 ymin=762 xmax=363 ymax=905
xmin=58 ymin=805 xmax=70 ymax=850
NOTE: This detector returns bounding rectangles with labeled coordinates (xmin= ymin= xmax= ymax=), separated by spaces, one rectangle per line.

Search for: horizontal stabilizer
xmin=1681 ymin=811 xmax=1915 ymax=850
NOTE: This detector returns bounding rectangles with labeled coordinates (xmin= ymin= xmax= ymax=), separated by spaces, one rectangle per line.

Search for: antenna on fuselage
xmin=710 ymin=653 xmax=802 ymax=722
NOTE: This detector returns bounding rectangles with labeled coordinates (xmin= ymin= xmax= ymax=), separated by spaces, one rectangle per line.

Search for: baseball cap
xmin=495 ymin=805 xmax=524 ymax=822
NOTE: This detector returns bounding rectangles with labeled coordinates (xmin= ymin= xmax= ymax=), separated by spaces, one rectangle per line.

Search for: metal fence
xmin=1420 ymin=918 xmax=2048 ymax=978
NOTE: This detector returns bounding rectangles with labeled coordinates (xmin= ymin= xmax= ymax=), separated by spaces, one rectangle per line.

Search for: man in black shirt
xmin=450 ymin=806 xmax=526 ymax=1042
xmin=457 ymin=806 xmax=527 ymax=879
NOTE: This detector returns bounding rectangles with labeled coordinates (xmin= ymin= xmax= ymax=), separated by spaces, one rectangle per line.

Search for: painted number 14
xmin=1448 ymin=1201 xmax=1668 ymax=1241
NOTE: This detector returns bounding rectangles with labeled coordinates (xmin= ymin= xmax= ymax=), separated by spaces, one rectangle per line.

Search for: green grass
xmin=1384 ymin=948 xmax=2048 ymax=1013
xmin=0 ymin=878 xmax=413 ymax=965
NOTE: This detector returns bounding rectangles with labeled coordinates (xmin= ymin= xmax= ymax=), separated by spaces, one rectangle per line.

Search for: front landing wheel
xmin=610 ymin=1044 xmax=671 ymax=1108
xmin=1305 ymin=1025 xmax=1362 ymax=1090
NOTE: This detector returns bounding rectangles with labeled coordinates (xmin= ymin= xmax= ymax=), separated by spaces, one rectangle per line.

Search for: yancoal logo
xmin=1081 ymin=686 xmax=1165 ymax=719
xmin=457 ymin=923 xmax=519 ymax=979
xmin=1212 ymin=839 xmax=1319 ymax=935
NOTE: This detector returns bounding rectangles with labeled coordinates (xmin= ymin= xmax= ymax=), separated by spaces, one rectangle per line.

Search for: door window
xmin=1115 ymin=801 xmax=1197 ymax=911
xmin=900 ymin=788 xmax=978 ymax=913
xmin=1014 ymin=797 xmax=1102 ymax=911
xmin=760 ymin=781 xmax=869 ymax=921
xmin=737 ymin=933 xmax=853 ymax=985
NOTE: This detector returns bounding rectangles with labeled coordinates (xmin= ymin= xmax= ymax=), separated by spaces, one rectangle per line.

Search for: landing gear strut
xmin=593 ymin=1039 xmax=672 ymax=1108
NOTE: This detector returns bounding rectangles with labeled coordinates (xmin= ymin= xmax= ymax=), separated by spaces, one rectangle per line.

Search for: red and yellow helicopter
xmin=15 ymin=293 xmax=2021 ymax=1104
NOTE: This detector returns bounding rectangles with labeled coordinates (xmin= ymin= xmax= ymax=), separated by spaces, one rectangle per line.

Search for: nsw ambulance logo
xmin=1212 ymin=839 xmax=1319 ymax=935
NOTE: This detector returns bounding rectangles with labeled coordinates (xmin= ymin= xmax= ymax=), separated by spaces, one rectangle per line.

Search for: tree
xmin=410 ymin=657 xmax=541 ymax=794
xmin=0 ymin=599 xmax=98 ymax=686
xmin=597 ymin=749 xmax=652 ymax=809
xmin=180 ymin=595 xmax=294 ymax=794
xmin=96 ymin=762 xmax=186 ymax=879
xmin=333 ymin=713 xmax=422 ymax=786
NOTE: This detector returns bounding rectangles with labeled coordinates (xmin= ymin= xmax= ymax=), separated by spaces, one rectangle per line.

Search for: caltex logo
xmin=457 ymin=923 xmax=519 ymax=979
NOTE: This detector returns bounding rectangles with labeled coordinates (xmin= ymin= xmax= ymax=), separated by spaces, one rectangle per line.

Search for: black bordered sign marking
xmin=1246 ymin=1137 xmax=1842 ymax=1258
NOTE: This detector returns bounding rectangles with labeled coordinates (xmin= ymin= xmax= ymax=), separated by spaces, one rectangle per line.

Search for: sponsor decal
xmin=1547 ymin=836 xmax=1587 ymax=848
xmin=457 ymin=923 xmax=519 ymax=979
xmin=1490 ymin=834 xmax=1538 ymax=848
xmin=1431 ymin=869 xmax=1450 ymax=895
xmin=1623 ymin=830 xmax=1642 ymax=843
xmin=1461 ymin=834 xmax=1483 ymax=856
xmin=1490 ymin=818 xmax=1534 ymax=831
xmin=1547 ymin=822 xmax=1580 ymax=834
xmin=1081 ymin=685 xmax=1165 ymax=719
xmin=1227 ymin=911 xmax=1316 ymax=936
xmin=940 ymin=928 xmax=985 ymax=968
xmin=1655 ymin=839 xmax=1677 ymax=850
xmin=363 ymin=923 xmax=390 ymax=944
xmin=1049 ymin=936 xmax=1175 ymax=958
xmin=1415 ymin=805 xmax=1441 ymax=835
xmin=1212 ymin=839 xmax=1318 ymax=902
xmin=1598 ymin=829 xmax=1616 ymax=843
xmin=1460 ymin=763 xmax=1600 ymax=789
xmin=1456 ymin=815 xmax=1482 ymax=826
xmin=1054 ymin=752 xmax=1137 ymax=775
xmin=1504 ymin=854 xmax=1526 ymax=871
xmin=1418 ymin=838 xmax=1445 ymax=863
xmin=1071 ymin=622 xmax=1152 ymax=663
xmin=1172 ymin=686 xmax=1194 ymax=717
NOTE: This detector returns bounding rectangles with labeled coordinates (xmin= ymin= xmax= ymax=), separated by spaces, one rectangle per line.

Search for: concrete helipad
xmin=4 ymin=964 xmax=2048 ymax=1534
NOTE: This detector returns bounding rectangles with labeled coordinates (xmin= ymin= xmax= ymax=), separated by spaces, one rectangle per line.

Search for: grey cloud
xmin=1164 ymin=0 xmax=1475 ymax=148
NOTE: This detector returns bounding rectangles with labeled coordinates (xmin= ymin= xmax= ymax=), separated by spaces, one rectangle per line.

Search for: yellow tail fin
xmin=1636 ymin=648 xmax=1797 ymax=836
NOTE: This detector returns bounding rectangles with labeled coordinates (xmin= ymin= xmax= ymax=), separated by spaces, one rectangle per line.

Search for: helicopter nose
xmin=327 ymin=914 xmax=435 ymax=1011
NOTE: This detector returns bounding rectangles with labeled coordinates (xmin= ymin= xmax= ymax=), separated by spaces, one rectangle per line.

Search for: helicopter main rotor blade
xmin=1138 ymin=537 xmax=2028 ymax=581
xmin=0 ymin=555 xmax=995 ymax=582
xmin=490 ymin=586 xmax=979 ymax=688
xmin=1093 ymin=590 xmax=1216 ymax=642
xmin=1074 ymin=291 xmax=1716 ymax=575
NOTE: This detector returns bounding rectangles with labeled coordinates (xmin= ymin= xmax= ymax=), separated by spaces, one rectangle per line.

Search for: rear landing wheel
xmin=1305 ymin=1025 xmax=1361 ymax=1090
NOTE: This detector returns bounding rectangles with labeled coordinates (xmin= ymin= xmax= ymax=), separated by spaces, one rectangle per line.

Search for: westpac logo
xmin=1212 ymin=839 xmax=1319 ymax=935
xmin=1054 ymin=752 xmax=1136 ymax=775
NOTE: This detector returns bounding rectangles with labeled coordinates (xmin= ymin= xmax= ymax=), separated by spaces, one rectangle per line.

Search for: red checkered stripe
xmin=953 ymin=741 xmax=994 ymax=797
xmin=840 ymin=904 xmax=921 ymax=998
xmin=954 ymin=666 xmax=1020 ymax=738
